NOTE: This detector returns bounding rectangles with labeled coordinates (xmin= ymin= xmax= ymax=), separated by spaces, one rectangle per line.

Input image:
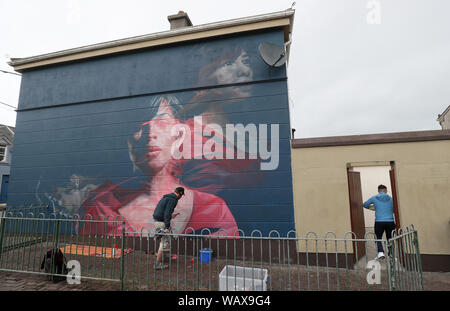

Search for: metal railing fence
xmin=0 ymin=212 xmax=423 ymax=291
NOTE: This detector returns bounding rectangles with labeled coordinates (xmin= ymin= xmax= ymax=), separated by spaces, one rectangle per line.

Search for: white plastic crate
xmin=219 ymin=265 xmax=268 ymax=291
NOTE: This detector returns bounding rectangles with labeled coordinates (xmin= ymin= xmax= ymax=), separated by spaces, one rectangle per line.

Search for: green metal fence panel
xmin=0 ymin=214 xmax=424 ymax=291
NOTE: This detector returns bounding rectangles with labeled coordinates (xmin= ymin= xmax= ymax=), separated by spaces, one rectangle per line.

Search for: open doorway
xmin=347 ymin=161 xmax=401 ymax=264
xmin=353 ymin=165 xmax=392 ymax=232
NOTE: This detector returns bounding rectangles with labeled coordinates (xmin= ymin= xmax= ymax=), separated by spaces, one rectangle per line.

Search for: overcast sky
xmin=0 ymin=0 xmax=449 ymax=137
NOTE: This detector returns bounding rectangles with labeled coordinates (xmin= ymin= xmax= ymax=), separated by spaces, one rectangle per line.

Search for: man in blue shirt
xmin=363 ymin=184 xmax=396 ymax=260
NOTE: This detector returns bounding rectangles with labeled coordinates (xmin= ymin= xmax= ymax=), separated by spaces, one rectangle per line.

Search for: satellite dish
xmin=258 ymin=42 xmax=287 ymax=67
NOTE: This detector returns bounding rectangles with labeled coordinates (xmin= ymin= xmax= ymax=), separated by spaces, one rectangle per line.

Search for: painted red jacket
xmin=80 ymin=181 xmax=238 ymax=237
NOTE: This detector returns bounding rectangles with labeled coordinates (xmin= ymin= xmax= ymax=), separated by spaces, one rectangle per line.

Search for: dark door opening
xmin=347 ymin=170 xmax=366 ymax=263
xmin=389 ymin=166 xmax=401 ymax=230
xmin=0 ymin=175 xmax=9 ymax=203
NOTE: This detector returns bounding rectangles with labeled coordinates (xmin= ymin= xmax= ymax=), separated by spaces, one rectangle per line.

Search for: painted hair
xmin=128 ymin=94 xmax=263 ymax=195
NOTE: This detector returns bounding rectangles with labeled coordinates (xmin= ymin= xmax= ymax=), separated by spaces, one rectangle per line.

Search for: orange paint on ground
xmin=60 ymin=244 xmax=132 ymax=259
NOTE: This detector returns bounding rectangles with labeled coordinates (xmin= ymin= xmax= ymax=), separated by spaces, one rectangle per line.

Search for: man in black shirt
xmin=153 ymin=187 xmax=185 ymax=269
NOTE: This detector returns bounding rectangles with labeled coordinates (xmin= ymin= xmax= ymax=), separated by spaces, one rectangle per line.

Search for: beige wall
xmin=291 ymin=140 xmax=450 ymax=255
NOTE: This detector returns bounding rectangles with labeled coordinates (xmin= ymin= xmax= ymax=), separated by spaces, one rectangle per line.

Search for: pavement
xmin=0 ymin=270 xmax=121 ymax=291
xmin=0 ymin=269 xmax=449 ymax=291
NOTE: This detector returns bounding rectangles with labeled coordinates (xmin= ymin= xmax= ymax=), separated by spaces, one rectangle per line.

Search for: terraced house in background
xmin=0 ymin=124 xmax=14 ymax=206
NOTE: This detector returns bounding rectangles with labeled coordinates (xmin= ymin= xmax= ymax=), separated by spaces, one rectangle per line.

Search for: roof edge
xmin=291 ymin=129 xmax=450 ymax=148
xmin=437 ymin=104 xmax=450 ymax=122
xmin=9 ymin=9 xmax=295 ymax=72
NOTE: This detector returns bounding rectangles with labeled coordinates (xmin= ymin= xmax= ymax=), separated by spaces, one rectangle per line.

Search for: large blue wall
xmin=8 ymin=29 xmax=295 ymax=236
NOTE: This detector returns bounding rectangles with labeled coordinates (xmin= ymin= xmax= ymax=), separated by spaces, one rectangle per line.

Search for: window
xmin=0 ymin=145 xmax=5 ymax=162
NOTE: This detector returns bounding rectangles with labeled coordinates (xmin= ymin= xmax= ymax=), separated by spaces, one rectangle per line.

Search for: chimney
xmin=168 ymin=11 xmax=193 ymax=30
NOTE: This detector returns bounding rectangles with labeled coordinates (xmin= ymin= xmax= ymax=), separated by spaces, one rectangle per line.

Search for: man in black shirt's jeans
xmin=153 ymin=187 xmax=184 ymax=270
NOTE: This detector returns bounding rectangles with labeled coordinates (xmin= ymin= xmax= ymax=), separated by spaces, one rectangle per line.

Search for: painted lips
xmin=146 ymin=146 xmax=162 ymax=158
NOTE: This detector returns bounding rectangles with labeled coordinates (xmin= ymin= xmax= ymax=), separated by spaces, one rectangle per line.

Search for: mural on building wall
xmin=10 ymin=31 xmax=295 ymax=236
xmin=68 ymin=49 xmax=261 ymax=236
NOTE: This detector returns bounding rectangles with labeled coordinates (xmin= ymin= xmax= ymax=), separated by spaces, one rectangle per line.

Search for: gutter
xmin=8 ymin=9 xmax=295 ymax=71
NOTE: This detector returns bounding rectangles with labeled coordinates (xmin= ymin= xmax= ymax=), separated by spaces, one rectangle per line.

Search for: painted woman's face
xmin=207 ymin=50 xmax=253 ymax=99
xmin=212 ymin=50 xmax=253 ymax=85
xmin=133 ymin=98 xmax=180 ymax=173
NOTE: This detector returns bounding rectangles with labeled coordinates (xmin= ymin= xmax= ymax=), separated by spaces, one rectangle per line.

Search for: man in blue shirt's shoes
xmin=363 ymin=184 xmax=396 ymax=260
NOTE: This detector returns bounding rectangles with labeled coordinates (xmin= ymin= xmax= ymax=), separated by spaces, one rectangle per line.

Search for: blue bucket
xmin=200 ymin=248 xmax=213 ymax=263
